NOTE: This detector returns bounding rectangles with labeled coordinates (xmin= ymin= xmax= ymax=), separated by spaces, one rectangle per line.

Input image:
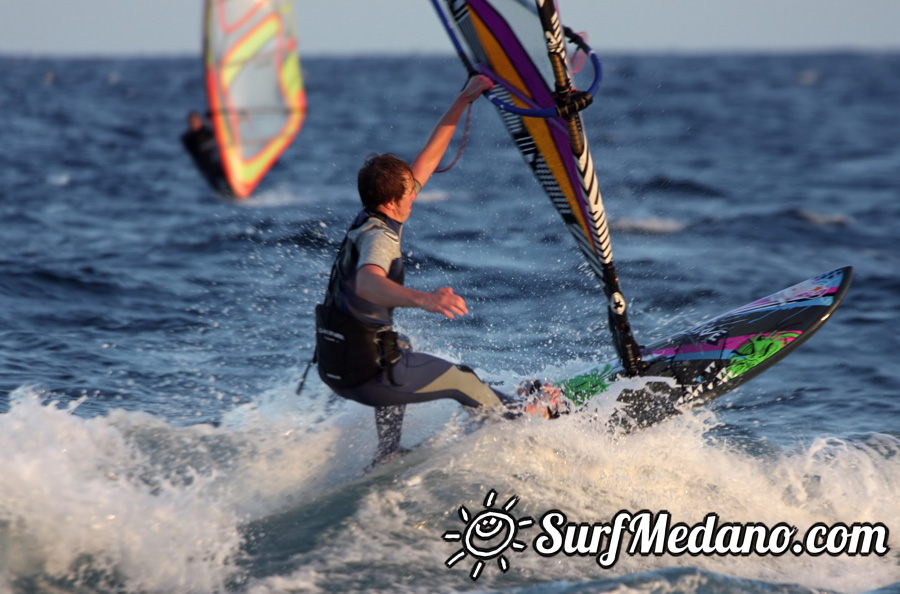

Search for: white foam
xmin=240 ymin=400 xmax=900 ymax=594
xmin=0 ymin=389 xmax=242 ymax=592
xmin=3 ymin=380 xmax=898 ymax=594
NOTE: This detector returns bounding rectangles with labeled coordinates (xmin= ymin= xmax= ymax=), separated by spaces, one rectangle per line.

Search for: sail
xmin=441 ymin=0 xmax=611 ymax=272
xmin=433 ymin=0 xmax=644 ymax=373
xmin=204 ymin=0 xmax=307 ymax=198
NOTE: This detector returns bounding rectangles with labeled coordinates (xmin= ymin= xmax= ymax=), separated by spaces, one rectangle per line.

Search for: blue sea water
xmin=0 ymin=51 xmax=899 ymax=594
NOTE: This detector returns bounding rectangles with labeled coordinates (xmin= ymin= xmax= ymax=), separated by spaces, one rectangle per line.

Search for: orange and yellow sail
xmin=204 ymin=0 xmax=306 ymax=198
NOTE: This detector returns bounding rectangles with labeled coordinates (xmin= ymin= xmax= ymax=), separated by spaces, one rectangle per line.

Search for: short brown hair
xmin=357 ymin=153 xmax=413 ymax=211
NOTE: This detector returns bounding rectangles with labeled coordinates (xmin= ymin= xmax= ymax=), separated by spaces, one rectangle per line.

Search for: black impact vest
xmin=315 ymin=211 xmax=404 ymax=388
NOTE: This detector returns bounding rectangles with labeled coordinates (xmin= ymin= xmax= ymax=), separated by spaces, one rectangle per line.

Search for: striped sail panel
xmin=204 ymin=0 xmax=306 ymax=197
xmin=445 ymin=0 xmax=613 ymax=276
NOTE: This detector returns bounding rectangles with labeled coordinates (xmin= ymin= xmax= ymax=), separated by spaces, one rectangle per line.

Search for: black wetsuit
xmin=181 ymin=125 xmax=232 ymax=196
xmin=315 ymin=207 xmax=510 ymax=460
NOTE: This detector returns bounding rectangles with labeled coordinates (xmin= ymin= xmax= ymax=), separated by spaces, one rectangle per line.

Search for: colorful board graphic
xmin=558 ymin=267 xmax=853 ymax=430
xmin=204 ymin=0 xmax=306 ymax=198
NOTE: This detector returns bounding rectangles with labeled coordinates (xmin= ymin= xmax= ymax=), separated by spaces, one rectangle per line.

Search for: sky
xmin=1 ymin=0 xmax=899 ymax=57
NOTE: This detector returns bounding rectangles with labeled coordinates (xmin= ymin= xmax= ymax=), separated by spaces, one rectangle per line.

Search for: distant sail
xmin=204 ymin=0 xmax=307 ymax=198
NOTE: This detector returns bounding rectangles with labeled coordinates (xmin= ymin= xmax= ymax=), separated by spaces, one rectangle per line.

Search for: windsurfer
xmin=181 ymin=111 xmax=232 ymax=197
xmin=314 ymin=75 xmax=559 ymax=467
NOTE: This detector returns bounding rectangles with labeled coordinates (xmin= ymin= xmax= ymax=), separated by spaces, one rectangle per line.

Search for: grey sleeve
xmin=356 ymin=223 xmax=401 ymax=274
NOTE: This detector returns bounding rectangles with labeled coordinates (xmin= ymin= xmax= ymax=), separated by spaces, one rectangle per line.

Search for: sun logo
xmin=442 ymin=489 xmax=534 ymax=580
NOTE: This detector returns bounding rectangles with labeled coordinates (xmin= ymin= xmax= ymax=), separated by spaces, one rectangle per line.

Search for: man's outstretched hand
xmin=420 ymin=287 xmax=469 ymax=319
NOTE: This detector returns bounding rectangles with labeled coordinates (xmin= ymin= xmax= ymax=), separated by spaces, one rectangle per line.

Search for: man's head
xmin=357 ymin=153 xmax=417 ymax=222
xmin=187 ymin=111 xmax=204 ymax=130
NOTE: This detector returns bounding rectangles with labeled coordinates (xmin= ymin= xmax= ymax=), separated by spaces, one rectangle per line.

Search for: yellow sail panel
xmin=468 ymin=6 xmax=595 ymax=254
xmin=204 ymin=0 xmax=307 ymax=198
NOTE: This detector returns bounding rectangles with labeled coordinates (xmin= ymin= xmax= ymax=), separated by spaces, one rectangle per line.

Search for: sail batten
xmin=204 ymin=0 xmax=306 ymax=198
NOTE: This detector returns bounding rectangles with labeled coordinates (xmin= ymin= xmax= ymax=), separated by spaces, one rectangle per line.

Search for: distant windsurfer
xmin=181 ymin=111 xmax=233 ymax=197
xmin=313 ymin=75 xmax=563 ymax=467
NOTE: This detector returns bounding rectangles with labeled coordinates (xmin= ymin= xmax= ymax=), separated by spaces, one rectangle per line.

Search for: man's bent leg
xmin=415 ymin=362 xmax=510 ymax=407
xmin=333 ymin=351 xmax=516 ymax=467
xmin=339 ymin=351 xmax=510 ymax=409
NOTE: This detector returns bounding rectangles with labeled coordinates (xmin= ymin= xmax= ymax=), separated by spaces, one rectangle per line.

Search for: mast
xmin=534 ymin=0 xmax=645 ymax=375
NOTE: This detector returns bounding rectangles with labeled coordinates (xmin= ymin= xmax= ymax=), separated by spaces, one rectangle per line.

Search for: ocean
xmin=0 ymin=50 xmax=898 ymax=594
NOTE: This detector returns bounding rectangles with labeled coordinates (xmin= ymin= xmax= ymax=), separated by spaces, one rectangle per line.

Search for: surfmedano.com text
xmin=533 ymin=510 xmax=890 ymax=568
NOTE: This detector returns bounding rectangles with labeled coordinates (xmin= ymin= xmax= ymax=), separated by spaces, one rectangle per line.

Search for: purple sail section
xmin=466 ymin=0 xmax=595 ymax=253
xmin=468 ymin=0 xmax=551 ymax=106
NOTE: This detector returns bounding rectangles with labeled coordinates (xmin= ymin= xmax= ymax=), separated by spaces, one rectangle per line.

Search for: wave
xmin=2 ymin=380 xmax=899 ymax=594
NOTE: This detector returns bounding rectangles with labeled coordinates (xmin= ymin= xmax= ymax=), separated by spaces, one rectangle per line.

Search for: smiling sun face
xmin=465 ymin=509 xmax=516 ymax=559
xmin=442 ymin=489 xmax=534 ymax=581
